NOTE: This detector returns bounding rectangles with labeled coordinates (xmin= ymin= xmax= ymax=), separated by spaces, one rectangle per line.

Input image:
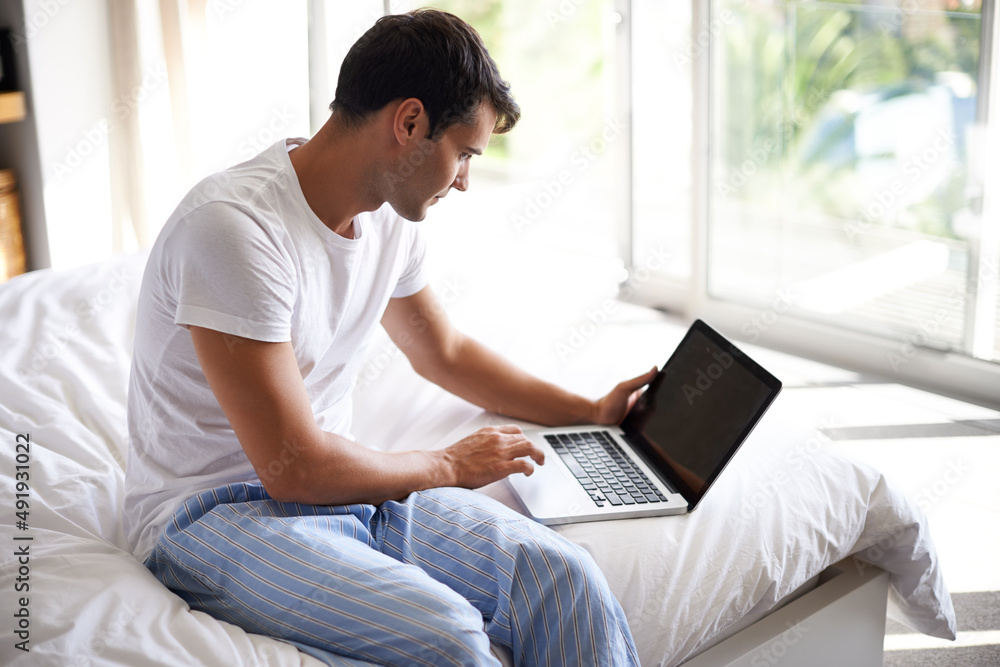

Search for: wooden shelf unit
xmin=0 ymin=91 xmax=25 ymax=123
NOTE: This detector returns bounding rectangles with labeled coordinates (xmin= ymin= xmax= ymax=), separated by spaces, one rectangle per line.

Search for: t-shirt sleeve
xmin=167 ymin=202 xmax=296 ymax=342
xmin=391 ymin=219 xmax=428 ymax=298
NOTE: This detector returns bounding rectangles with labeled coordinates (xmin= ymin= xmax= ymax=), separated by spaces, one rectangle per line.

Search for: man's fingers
xmin=507 ymin=437 xmax=545 ymax=466
xmin=633 ymin=366 xmax=659 ymax=386
xmin=620 ymin=366 xmax=658 ymax=393
xmin=479 ymin=425 xmax=543 ymax=463
xmin=508 ymin=456 xmax=537 ymax=476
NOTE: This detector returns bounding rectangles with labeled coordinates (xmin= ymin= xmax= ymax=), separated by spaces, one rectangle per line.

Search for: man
xmin=124 ymin=9 xmax=654 ymax=666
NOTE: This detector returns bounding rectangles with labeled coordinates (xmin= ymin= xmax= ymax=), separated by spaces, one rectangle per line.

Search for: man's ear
xmin=392 ymin=98 xmax=428 ymax=146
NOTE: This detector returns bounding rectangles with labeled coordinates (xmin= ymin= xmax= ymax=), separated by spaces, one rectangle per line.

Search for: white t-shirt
xmin=123 ymin=139 xmax=427 ymax=561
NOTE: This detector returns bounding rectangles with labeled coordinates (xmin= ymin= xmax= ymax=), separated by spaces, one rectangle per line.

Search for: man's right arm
xmin=188 ymin=325 xmax=544 ymax=505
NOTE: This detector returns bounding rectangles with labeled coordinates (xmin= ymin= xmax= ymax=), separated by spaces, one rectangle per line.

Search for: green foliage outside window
xmin=716 ymin=0 xmax=983 ymax=241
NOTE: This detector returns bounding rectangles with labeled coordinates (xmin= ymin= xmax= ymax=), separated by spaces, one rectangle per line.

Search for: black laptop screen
xmin=621 ymin=320 xmax=781 ymax=509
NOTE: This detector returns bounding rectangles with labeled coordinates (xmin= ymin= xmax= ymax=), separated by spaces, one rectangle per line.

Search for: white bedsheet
xmin=0 ymin=251 xmax=956 ymax=666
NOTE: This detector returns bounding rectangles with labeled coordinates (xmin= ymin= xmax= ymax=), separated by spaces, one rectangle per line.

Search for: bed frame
xmin=680 ymin=559 xmax=889 ymax=667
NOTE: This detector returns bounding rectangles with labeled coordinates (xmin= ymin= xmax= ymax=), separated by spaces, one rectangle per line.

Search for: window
xmin=708 ymin=0 xmax=995 ymax=361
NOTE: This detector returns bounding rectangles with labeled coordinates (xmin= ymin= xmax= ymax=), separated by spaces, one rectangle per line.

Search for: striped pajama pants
xmin=145 ymin=483 xmax=639 ymax=666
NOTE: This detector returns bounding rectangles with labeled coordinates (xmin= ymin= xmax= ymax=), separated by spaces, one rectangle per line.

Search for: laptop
xmin=507 ymin=319 xmax=782 ymax=525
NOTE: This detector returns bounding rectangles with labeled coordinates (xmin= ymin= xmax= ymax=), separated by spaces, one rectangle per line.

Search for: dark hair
xmin=330 ymin=9 xmax=520 ymax=139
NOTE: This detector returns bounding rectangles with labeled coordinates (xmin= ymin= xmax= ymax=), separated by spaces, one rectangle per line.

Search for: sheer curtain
xmin=108 ymin=0 xmax=149 ymax=250
xmin=104 ymin=0 xmax=311 ymax=253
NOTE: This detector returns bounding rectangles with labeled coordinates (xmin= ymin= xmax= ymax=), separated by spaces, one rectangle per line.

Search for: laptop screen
xmin=621 ymin=320 xmax=781 ymax=509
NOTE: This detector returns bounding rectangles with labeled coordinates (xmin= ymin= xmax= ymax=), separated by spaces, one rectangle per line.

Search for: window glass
xmin=709 ymin=0 xmax=992 ymax=360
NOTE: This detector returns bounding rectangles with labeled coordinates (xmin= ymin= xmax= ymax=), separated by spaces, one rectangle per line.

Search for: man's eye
xmin=460 ymin=153 xmax=472 ymax=161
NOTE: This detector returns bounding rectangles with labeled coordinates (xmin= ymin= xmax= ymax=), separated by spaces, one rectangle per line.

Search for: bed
xmin=0 ymin=248 xmax=957 ymax=666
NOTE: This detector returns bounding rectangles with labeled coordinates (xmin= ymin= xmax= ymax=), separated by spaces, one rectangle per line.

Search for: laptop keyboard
xmin=545 ymin=431 xmax=668 ymax=508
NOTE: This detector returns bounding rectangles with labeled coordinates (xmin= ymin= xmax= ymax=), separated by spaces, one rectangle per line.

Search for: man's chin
xmin=388 ymin=202 xmax=429 ymax=222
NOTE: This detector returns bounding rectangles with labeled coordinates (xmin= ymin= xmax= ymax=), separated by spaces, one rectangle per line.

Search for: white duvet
xmin=0 ymin=252 xmax=956 ymax=666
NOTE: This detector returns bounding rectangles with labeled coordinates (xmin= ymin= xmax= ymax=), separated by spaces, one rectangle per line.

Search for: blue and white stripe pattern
xmin=145 ymin=483 xmax=639 ymax=666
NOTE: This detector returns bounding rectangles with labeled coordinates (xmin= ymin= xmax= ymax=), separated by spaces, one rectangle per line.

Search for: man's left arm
xmin=381 ymin=286 xmax=657 ymax=427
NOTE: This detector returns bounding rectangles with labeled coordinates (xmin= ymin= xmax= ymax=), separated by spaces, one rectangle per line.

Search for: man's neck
xmin=288 ymin=117 xmax=385 ymax=239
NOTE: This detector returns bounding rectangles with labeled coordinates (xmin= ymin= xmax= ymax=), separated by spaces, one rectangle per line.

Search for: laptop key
xmin=604 ymin=492 xmax=624 ymax=506
xmin=558 ymin=453 xmax=589 ymax=479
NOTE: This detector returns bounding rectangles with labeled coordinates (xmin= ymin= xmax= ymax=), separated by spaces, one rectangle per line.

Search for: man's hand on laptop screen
xmin=592 ymin=366 xmax=658 ymax=425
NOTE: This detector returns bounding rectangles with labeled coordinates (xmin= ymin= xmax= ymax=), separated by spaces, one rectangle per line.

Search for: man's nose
xmin=452 ymin=161 xmax=470 ymax=192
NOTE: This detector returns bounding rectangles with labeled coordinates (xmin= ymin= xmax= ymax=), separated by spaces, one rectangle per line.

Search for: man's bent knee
xmin=400 ymin=595 xmax=493 ymax=666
